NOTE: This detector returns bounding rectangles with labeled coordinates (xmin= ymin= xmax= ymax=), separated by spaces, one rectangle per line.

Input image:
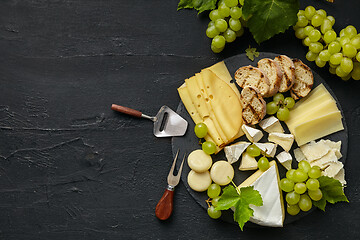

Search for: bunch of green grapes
xmin=246 ymin=144 xmax=270 ymax=171
xmin=294 ymin=6 xmax=360 ymax=81
xmin=266 ymin=93 xmax=295 ymax=121
xmin=206 ymin=183 xmax=222 ymax=219
xmin=280 ymin=160 xmax=323 ymax=215
xmin=206 ymin=0 xmax=246 ymax=53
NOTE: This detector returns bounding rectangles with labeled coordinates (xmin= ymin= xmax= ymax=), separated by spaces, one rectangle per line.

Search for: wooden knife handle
xmin=111 ymin=104 xmax=142 ymax=118
xmin=155 ymin=188 xmax=174 ymax=220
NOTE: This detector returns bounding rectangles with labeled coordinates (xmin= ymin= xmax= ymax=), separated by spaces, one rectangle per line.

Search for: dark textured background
xmin=0 ymin=0 xmax=359 ymax=239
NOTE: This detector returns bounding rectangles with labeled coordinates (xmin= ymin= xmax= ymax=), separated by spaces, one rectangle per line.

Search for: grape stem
xmin=229 ymin=177 xmax=241 ymax=195
xmin=205 ymin=198 xmax=211 ymax=208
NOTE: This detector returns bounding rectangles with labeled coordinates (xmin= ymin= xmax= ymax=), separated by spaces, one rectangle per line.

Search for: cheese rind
xmin=254 ymin=142 xmax=277 ymax=158
xmin=242 ymin=124 xmax=263 ymax=143
xmin=276 ymin=151 xmax=292 ymax=170
xmin=268 ymin=133 xmax=294 ymax=152
xmin=224 ymin=141 xmax=251 ymax=164
xmin=259 ymin=116 xmax=284 ymax=133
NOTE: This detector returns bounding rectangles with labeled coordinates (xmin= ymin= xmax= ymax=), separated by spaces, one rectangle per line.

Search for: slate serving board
xmin=172 ymin=52 xmax=348 ymax=227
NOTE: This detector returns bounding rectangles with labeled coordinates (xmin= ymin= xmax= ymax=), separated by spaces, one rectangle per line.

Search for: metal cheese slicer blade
xmin=111 ymin=104 xmax=188 ymax=137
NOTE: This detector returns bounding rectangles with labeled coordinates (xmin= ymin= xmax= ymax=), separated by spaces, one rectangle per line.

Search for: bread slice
xmin=274 ymin=55 xmax=295 ymax=92
xmin=291 ymin=59 xmax=314 ymax=100
xmin=234 ymin=66 xmax=270 ymax=97
xmin=240 ymin=86 xmax=266 ymax=125
xmin=257 ymin=58 xmax=282 ymax=97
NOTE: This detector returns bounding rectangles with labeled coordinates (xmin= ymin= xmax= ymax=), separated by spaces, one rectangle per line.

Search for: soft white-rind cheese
xmin=268 ymin=133 xmax=294 ymax=152
xmin=239 ymin=152 xmax=258 ymax=171
xmin=224 ymin=142 xmax=251 ymax=164
xmin=276 ymin=151 xmax=292 ymax=170
xmin=254 ymin=142 xmax=277 ymax=158
xmin=259 ymin=116 xmax=284 ymax=133
xmin=242 ymin=125 xmax=263 ymax=143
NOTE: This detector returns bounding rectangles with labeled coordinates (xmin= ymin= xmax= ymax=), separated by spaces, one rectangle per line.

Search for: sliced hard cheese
xmin=185 ymin=76 xmax=210 ymax=119
xmin=239 ymin=152 xmax=258 ymax=171
xmin=320 ymin=139 xmax=342 ymax=159
xmin=259 ymin=116 xmax=284 ymax=133
xmin=178 ymin=84 xmax=202 ymax=124
xmin=187 ymin=149 xmax=213 ymax=173
xmin=224 ymin=141 xmax=251 ymax=164
xmin=323 ymin=161 xmax=344 ymax=178
xmin=268 ymin=133 xmax=294 ymax=152
xmin=294 ymin=148 xmax=306 ymax=162
xmin=334 ymin=168 xmax=346 ymax=186
xmin=238 ymin=161 xmax=284 ymax=227
xmin=203 ymin=117 xmax=225 ymax=146
xmin=276 ymin=151 xmax=292 ymax=170
xmin=242 ymin=125 xmax=263 ymax=143
xmin=310 ymin=150 xmax=338 ymax=169
xmin=204 ymin=135 xmax=222 ymax=154
xmin=300 ymin=140 xmax=330 ymax=162
xmin=210 ymin=160 xmax=234 ymax=186
xmin=187 ymin=170 xmax=212 ymax=192
xmin=254 ymin=142 xmax=277 ymax=157
xmin=292 ymin=111 xmax=344 ymax=146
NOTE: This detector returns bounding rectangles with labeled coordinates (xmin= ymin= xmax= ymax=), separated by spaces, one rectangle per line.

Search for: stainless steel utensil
xmin=155 ymin=149 xmax=186 ymax=220
xmin=111 ymin=104 xmax=188 ymax=137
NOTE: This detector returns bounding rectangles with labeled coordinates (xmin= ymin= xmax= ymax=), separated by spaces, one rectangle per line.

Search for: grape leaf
xmin=215 ymin=185 xmax=262 ymax=231
xmin=177 ymin=0 xmax=217 ymax=13
xmin=313 ymin=176 xmax=349 ymax=211
xmin=245 ymin=46 xmax=259 ymax=61
xmin=242 ymin=0 xmax=299 ymax=44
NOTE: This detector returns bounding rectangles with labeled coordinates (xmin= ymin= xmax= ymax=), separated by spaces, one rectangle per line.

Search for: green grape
xmin=218 ymin=5 xmax=230 ymax=18
xmin=316 ymin=9 xmax=327 ymax=18
xmin=286 ymin=169 xmax=296 ymax=181
xmin=209 ymin=10 xmax=222 ymax=21
xmin=304 ymin=26 xmax=314 ymax=36
xmin=340 ymin=57 xmax=353 ymax=73
xmin=339 ymin=36 xmax=351 ymax=47
xmin=297 ymin=10 xmax=305 ymax=17
xmin=239 ymin=0 xmax=244 ymax=5
xmin=258 ymin=157 xmax=270 ymax=171
xmin=350 ymin=36 xmax=360 ymax=49
xmin=329 ymin=63 xmax=338 ymax=68
xmin=309 ymin=42 xmax=323 ymax=53
xmin=357 ymin=52 xmax=360 ymax=62
xmin=277 ymin=107 xmax=290 ymax=121
xmin=306 ymin=51 xmax=318 ymax=62
xmin=284 ymin=97 xmax=295 ymax=109
xmin=280 ymin=178 xmax=295 ymax=192
xmin=211 ymin=44 xmax=224 ymax=53
xmin=336 ymin=65 xmax=348 ymax=78
xmin=287 ymin=204 xmax=300 ymax=216
xmin=229 ymin=18 xmax=241 ymax=31
xmin=246 ymin=144 xmax=261 ymax=157
xmin=194 ymin=123 xmax=208 ymax=138
xmin=235 ymin=28 xmax=244 ymax=37
xmin=308 ymin=29 xmax=321 ymax=42
xmin=202 ymin=141 xmax=216 ymax=155
xmin=207 ymin=205 xmax=222 ymax=219
xmin=286 ymin=191 xmax=300 ymax=205
xmin=208 ymin=21 xmax=215 ymax=28
xmin=273 ymin=93 xmax=284 ymax=104
xmin=215 ymin=19 xmax=228 ymax=32
xmin=311 ymin=14 xmax=324 ymax=28
xmin=212 ymin=196 xmax=220 ymax=207
xmin=344 ymin=25 xmax=357 ymax=38
xmin=308 ymin=189 xmax=323 ymax=201
xmin=351 ymin=62 xmax=360 ymax=80
xmin=329 ymin=66 xmax=336 ymax=75
xmin=223 ymin=29 xmax=236 ymax=43
xmin=212 ymin=35 xmax=226 ymax=48
xmin=341 ymin=74 xmax=351 ymax=81
xmin=303 ymin=37 xmax=312 ymax=47
xmin=329 ymin=53 xmax=343 ymax=65
xmin=324 ymin=30 xmax=337 ymax=44
xmin=266 ymin=101 xmax=279 ymax=115
xmin=342 ymin=44 xmax=357 ymax=58
xmin=315 ymin=57 xmax=326 ymax=68
xmin=304 ymin=6 xmax=316 ymax=20
xmin=206 ymin=26 xmax=220 ymax=38
xmin=308 ymin=166 xmax=321 ymax=178
xmin=339 ymin=29 xmax=346 ymax=38
xmin=207 ymin=183 xmax=221 ymax=198
xmin=294 ymin=182 xmax=307 ymax=194
xmin=224 ymin=0 xmax=238 ymax=7
xmin=298 ymin=194 xmax=312 ymax=212
xmin=321 ymin=19 xmax=332 ymax=34
xmin=296 ymin=15 xmax=308 ymax=28
xmin=328 ymin=41 xmax=341 ymax=54
xmin=298 ymin=160 xmax=311 ymax=173
xmin=306 ymin=178 xmax=320 ymax=191
xmin=295 ymin=28 xmax=306 ymax=39
xmin=327 ymin=15 xmax=335 ymax=25
xmin=294 ymin=169 xmax=308 ymax=182
xmin=319 ymin=50 xmax=331 ymax=62
xmin=230 ymin=6 xmax=242 ymax=19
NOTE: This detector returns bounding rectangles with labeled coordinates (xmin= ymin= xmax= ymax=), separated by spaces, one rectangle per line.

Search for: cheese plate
xmin=171 ymin=52 xmax=348 ymax=226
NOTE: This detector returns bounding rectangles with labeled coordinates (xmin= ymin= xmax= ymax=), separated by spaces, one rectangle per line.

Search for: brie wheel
xmin=187 ymin=170 xmax=212 ymax=192
xmin=187 ymin=149 xmax=212 ymax=173
xmin=210 ymin=161 xmax=234 ymax=186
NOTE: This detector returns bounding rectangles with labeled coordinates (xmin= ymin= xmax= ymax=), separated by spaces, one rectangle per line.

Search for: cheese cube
xmin=254 ymin=143 xmax=277 ymax=158
xmin=276 ymin=151 xmax=292 ymax=170
xmin=242 ymin=124 xmax=263 ymax=143
xmin=224 ymin=142 xmax=251 ymax=164
xmin=239 ymin=152 xmax=258 ymax=171
xmin=268 ymin=133 xmax=294 ymax=152
xmin=259 ymin=116 xmax=284 ymax=133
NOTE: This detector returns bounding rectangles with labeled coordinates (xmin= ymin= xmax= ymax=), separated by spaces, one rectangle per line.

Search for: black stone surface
xmin=0 ymin=0 xmax=360 ymax=239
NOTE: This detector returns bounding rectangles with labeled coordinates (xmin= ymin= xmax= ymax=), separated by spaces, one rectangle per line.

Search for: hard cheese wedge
xmin=238 ymin=161 xmax=284 ymax=227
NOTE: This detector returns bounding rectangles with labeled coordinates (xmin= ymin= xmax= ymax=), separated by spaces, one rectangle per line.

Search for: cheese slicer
xmin=111 ymin=104 xmax=188 ymax=137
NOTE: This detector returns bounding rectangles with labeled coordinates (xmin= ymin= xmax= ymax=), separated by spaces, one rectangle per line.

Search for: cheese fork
xmin=155 ymin=150 xmax=186 ymax=220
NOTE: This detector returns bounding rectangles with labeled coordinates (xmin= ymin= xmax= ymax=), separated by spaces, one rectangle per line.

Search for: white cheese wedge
xmin=238 ymin=161 xmax=284 ymax=227
xmin=310 ymin=150 xmax=338 ymax=169
xmin=276 ymin=151 xmax=292 ymax=170
xmin=293 ymin=148 xmax=307 ymax=162
xmin=323 ymin=161 xmax=344 ymax=178
xmin=268 ymin=133 xmax=294 ymax=152
xmin=259 ymin=116 xmax=284 ymax=133
xmin=224 ymin=141 xmax=251 ymax=164
xmin=334 ymin=168 xmax=346 ymax=186
xmin=239 ymin=152 xmax=258 ymax=171
xmin=242 ymin=124 xmax=263 ymax=143
xmin=254 ymin=142 xmax=277 ymax=157
xmin=300 ymin=140 xmax=330 ymax=162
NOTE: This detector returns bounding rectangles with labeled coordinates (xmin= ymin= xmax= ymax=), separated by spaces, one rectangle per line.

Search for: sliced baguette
xmin=240 ymin=86 xmax=266 ymax=125
xmin=257 ymin=58 xmax=282 ymax=97
xmin=234 ymin=66 xmax=270 ymax=97
xmin=291 ymin=59 xmax=314 ymax=100
xmin=274 ymin=55 xmax=295 ymax=92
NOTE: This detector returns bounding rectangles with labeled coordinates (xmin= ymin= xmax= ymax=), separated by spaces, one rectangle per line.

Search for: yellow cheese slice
xmin=292 ymin=84 xmax=332 ymax=111
xmin=203 ymin=117 xmax=225 ymax=146
xmin=185 ymin=76 xmax=210 ymax=119
xmin=177 ymin=84 xmax=202 ymax=124
xmin=204 ymin=135 xmax=222 ymax=154
xmin=293 ymin=111 xmax=344 ymax=146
